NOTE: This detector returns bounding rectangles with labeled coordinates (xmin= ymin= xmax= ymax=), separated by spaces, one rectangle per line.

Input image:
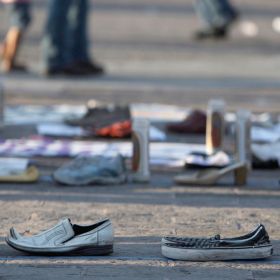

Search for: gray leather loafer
xmin=6 ymin=218 xmax=113 ymax=255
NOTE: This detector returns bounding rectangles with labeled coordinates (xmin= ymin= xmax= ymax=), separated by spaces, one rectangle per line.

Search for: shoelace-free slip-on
xmin=6 ymin=218 xmax=114 ymax=255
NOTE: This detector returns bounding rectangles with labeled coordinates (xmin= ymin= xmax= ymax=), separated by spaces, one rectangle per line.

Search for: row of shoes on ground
xmin=0 ymin=155 xmax=257 ymax=186
xmin=6 ymin=219 xmax=273 ymax=261
xmin=53 ymin=153 xmax=242 ymax=187
xmin=0 ymin=154 xmax=126 ymax=186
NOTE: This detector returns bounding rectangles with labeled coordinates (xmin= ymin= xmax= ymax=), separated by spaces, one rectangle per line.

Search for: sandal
xmin=174 ymin=161 xmax=247 ymax=186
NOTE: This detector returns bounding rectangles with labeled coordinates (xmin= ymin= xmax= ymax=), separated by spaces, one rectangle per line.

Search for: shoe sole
xmin=6 ymin=238 xmax=113 ymax=256
xmin=53 ymin=174 xmax=127 ymax=186
xmin=161 ymin=244 xmax=273 ymax=261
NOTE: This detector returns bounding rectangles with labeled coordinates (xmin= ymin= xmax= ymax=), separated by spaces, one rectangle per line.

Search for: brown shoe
xmin=167 ymin=110 xmax=206 ymax=134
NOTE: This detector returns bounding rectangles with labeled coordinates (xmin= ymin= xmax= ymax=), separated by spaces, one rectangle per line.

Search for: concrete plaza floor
xmin=0 ymin=0 xmax=280 ymax=279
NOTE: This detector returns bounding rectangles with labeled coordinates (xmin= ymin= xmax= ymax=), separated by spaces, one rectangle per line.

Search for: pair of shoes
xmin=162 ymin=224 xmax=273 ymax=261
xmin=5 ymin=220 xmax=274 ymax=260
xmin=44 ymin=66 xmax=84 ymax=76
xmin=174 ymin=161 xmax=247 ymax=186
xmin=44 ymin=65 xmax=90 ymax=76
xmin=166 ymin=110 xmax=206 ymax=134
xmin=6 ymin=218 xmax=114 ymax=255
xmin=44 ymin=61 xmax=104 ymax=77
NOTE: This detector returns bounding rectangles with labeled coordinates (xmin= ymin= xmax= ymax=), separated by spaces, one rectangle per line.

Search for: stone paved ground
xmin=0 ymin=0 xmax=280 ymax=279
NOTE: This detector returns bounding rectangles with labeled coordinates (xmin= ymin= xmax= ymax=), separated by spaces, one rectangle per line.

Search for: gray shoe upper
xmin=53 ymin=154 xmax=126 ymax=186
xmin=7 ymin=218 xmax=113 ymax=250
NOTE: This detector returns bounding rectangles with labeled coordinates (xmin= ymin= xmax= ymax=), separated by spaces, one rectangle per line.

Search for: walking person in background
xmin=0 ymin=0 xmax=32 ymax=72
xmin=42 ymin=0 xmax=104 ymax=76
xmin=194 ymin=0 xmax=239 ymax=40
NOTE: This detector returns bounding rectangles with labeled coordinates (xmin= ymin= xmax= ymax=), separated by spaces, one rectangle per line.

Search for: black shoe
xmin=194 ymin=27 xmax=228 ymax=40
xmin=43 ymin=65 xmax=88 ymax=77
xmin=65 ymin=104 xmax=131 ymax=128
xmin=44 ymin=62 xmax=101 ymax=77
xmin=74 ymin=61 xmax=104 ymax=76
xmin=161 ymin=225 xmax=273 ymax=261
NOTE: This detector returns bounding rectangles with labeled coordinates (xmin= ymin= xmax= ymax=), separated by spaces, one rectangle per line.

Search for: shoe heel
xmin=234 ymin=166 xmax=247 ymax=186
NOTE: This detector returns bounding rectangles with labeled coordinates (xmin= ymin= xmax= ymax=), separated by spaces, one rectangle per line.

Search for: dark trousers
xmin=6 ymin=2 xmax=32 ymax=31
xmin=42 ymin=0 xmax=90 ymax=69
xmin=195 ymin=0 xmax=237 ymax=29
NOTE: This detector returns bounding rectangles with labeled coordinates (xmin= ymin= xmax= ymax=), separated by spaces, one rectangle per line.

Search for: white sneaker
xmin=6 ymin=218 xmax=113 ymax=255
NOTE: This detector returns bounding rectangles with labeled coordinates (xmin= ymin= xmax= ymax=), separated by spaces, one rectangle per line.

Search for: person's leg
xmin=42 ymin=0 xmax=71 ymax=72
xmin=1 ymin=2 xmax=31 ymax=72
xmin=66 ymin=0 xmax=89 ymax=63
xmin=194 ymin=0 xmax=238 ymax=39
xmin=219 ymin=0 xmax=238 ymax=20
xmin=66 ymin=0 xmax=104 ymax=74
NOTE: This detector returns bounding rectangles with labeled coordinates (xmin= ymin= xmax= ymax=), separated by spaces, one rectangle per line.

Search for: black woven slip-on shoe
xmin=162 ymin=224 xmax=264 ymax=245
xmin=161 ymin=225 xmax=273 ymax=261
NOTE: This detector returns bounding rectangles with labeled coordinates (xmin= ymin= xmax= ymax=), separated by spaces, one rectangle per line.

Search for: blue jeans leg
xmin=195 ymin=0 xmax=236 ymax=29
xmin=42 ymin=0 xmax=71 ymax=69
xmin=66 ymin=0 xmax=90 ymax=64
xmin=8 ymin=2 xmax=32 ymax=31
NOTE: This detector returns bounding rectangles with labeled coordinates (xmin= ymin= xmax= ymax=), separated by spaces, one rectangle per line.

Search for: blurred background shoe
xmin=65 ymin=104 xmax=131 ymax=138
xmin=53 ymin=155 xmax=127 ymax=186
xmin=174 ymin=161 xmax=247 ymax=186
xmin=166 ymin=110 xmax=206 ymax=134
xmin=74 ymin=60 xmax=104 ymax=75
xmin=194 ymin=27 xmax=228 ymax=40
xmin=184 ymin=151 xmax=231 ymax=169
xmin=44 ymin=61 xmax=104 ymax=77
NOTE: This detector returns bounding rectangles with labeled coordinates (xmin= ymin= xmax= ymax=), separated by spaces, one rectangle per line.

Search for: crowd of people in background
xmin=0 ymin=0 xmax=239 ymax=75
